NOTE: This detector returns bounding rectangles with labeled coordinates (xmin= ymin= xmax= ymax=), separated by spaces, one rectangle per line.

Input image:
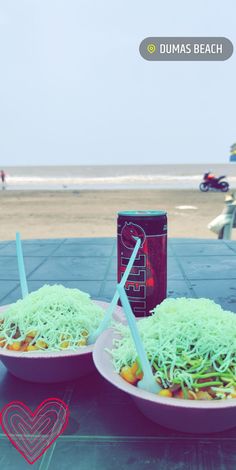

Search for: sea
xmin=1 ymin=164 xmax=236 ymax=191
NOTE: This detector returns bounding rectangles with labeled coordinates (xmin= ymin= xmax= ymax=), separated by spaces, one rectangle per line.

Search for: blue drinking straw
xmin=16 ymin=232 xmax=28 ymax=298
xmin=88 ymin=237 xmax=141 ymax=344
xmin=117 ymin=283 xmax=161 ymax=394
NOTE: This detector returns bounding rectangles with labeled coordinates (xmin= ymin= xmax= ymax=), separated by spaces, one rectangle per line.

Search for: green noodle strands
xmin=0 ymin=285 xmax=105 ymax=351
xmin=109 ymin=298 xmax=236 ymax=393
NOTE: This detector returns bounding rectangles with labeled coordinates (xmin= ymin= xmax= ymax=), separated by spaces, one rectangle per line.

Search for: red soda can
xmin=117 ymin=210 xmax=167 ymax=317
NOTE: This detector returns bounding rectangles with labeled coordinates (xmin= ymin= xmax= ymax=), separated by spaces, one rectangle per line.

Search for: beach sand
xmin=0 ymin=189 xmax=235 ymax=241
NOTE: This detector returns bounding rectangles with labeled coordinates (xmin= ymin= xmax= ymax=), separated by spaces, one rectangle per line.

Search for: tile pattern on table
xmin=167 ymin=280 xmax=195 ymax=298
xmin=169 ymin=238 xmax=229 ymax=244
xmin=0 ymin=241 xmax=12 ymax=249
xmin=0 ymin=438 xmax=42 ymax=470
xmin=166 ymin=242 xmax=174 ymax=256
xmin=0 ymin=257 xmax=47 ymax=281
xmin=28 ymin=257 xmax=109 ymax=281
xmin=51 ymin=243 xmax=114 ymax=257
xmin=225 ymin=241 xmax=236 ymax=253
xmin=178 ymin=256 xmax=236 ymax=280
xmin=19 ymin=238 xmax=67 ymax=244
xmin=213 ymin=441 xmax=236 ymax=469
xmin=0 ymin=287 xmax=25 ymax=306
xmin=50 ymin=438 xmax=236 ymax=470
xmin=190 ymin=280 xmax=236 ymax=312
xmin=171 ymin=242 xmax=234 ymax=257
xmin=0 ymin=242 xmax=62 ymax=257
xmin=0 ymin=281 xmax=19 ymax=305
xmin=100 ymin=280 xmax=117 ymax=301
xmin=167 ymin=257 xmax=184 ymax=280
xmin=63 ymin=238 xmax=115 ymax=245
xmin=49 ymin=440 xmax=200 ymax=470
xmin=0 ymin=363 xmax=74 ymax=411
xmin=106 ymin=257 xmax=117 ymax=281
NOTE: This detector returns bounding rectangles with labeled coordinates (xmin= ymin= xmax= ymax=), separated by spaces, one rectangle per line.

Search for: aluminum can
xmin=117 ymin=210 xmax=167 ymax=317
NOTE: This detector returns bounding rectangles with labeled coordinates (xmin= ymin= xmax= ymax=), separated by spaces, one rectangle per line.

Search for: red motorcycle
xmin=199 ymin=172 xmax=229 ymax=192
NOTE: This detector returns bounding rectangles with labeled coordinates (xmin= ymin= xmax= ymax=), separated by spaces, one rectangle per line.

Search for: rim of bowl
xmin=93 ymin=328 xmax=236 ymax=410
xmin=0 ymin=300 xmax=124 ymax=359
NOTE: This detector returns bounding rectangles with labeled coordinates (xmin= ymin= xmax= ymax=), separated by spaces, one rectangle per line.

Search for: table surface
xmin=0 ymin=237 xmax=236 ymax=470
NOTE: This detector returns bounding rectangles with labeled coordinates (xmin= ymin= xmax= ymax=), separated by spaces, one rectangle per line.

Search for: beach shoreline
xmin=0 ymin=189 xmax=235 ymax=241
xmin=1 ymin=163 xmax=236 ymax=192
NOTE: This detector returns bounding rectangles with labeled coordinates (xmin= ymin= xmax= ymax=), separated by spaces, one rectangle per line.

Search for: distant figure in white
xmin=0 ymin=169 xmax=6 ymax=190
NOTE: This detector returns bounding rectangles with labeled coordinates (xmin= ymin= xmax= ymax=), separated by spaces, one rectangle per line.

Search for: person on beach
xmin=0 ymin=169 xmax=6 ymax=190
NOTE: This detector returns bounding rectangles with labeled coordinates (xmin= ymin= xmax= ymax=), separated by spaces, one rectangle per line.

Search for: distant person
xmin=0 ymin=169 xmax=6 ymax=190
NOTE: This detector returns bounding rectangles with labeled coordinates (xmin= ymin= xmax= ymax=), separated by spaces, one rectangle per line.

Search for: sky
xmin=0 ymin=0 xmax=235 ymax=166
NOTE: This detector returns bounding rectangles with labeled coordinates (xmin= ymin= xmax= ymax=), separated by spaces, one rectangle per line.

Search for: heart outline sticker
xmin=0 ymin=398 xmax=69 ymax=465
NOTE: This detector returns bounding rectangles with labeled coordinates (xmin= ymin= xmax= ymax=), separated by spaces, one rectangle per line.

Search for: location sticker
xmin=140 ymin=37 xmax=233 ymax=61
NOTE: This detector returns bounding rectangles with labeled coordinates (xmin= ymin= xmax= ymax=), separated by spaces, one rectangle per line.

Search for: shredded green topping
xmin=0 ymin=284 xmax=104 ymax=351
xmin=110 ymin=298 xmax=236 ymax=391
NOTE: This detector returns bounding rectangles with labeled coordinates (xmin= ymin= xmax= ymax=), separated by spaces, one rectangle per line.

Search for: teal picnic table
xmin=0 ymin=237 xmax=236 ymax=469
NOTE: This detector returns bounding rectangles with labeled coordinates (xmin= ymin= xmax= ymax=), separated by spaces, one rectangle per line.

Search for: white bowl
xmin=0 ymin=301 xmax=125 ymax=383
xmin=93 ymin=328 xmax=236 ymax=433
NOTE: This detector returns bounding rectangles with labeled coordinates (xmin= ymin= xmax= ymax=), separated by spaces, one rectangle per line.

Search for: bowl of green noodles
xmin=0 ymin=284 xmax=125 ymax=383
xmin=93 ymin=298 xmax=236 ymax=433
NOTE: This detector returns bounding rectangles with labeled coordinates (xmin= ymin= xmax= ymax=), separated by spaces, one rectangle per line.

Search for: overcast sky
xmin=0 ymin=0 xmax=235 ymax=166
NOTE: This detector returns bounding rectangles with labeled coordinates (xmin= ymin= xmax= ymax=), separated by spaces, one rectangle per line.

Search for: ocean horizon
xmin=1 ymin=164 xmax=236 ymax=191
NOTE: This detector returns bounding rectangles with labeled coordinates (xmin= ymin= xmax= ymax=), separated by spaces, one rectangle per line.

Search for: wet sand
xmin=0 ymin=189 xmax=235 ymax=240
